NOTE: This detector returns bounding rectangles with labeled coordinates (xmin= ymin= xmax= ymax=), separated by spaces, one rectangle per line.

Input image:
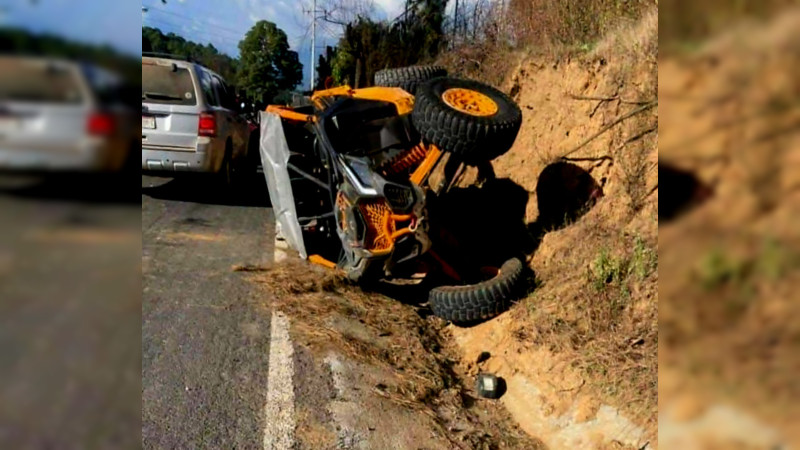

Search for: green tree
xmin=0 ymin=27 xmax=139 ymax=83
xmin=237 ymin=21 xmax=303 ymax=104
xmin=328 ymin=0 xmax=448 ymax=87
xmin=315 ymin=45 xmax=337 ymax=89
xmin=142 ymin=26 xmax=239 ymax=82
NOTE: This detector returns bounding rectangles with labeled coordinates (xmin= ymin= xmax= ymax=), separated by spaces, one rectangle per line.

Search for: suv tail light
xmin=87 ymin=112 xmax=115 ymax=136
xmin=198 ymin=112 xmax=216 ymax=137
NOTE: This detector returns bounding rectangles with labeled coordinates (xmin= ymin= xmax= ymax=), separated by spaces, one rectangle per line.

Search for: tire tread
xmin=429 ymin=258 xmax=524 ymax=323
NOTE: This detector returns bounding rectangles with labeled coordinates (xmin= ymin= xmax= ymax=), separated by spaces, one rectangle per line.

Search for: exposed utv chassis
xmin=259 ymin=67 xmax=524 ymax=323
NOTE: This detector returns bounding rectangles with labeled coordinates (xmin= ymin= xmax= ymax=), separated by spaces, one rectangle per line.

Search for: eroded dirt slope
xmin=658 ymin=10 xmax=800 ymax=448
xmin=444 ymin=9 xmax=659 ymax=449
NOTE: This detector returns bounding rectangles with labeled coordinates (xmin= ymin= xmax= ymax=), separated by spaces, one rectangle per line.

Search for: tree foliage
xmin=0 ymin=27 xmax=139 ymax=83
xmin=237 ymin=21 xmax=303 ymax=105
xmin=326 ymin=0 xmax=448 ymax=87
xmin=142 ymin=26 xmax=238 ymax=82
xmin=316 ymin=46 xmax=338 ymax=90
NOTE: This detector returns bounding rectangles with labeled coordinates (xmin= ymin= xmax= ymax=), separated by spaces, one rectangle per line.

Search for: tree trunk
xmin=355 ymin=58 xmax=362 ymax=88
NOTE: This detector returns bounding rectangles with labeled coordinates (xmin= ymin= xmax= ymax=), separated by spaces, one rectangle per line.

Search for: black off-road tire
xmin=218 ymin=141 xmax=236 ymax=188
xmin=374 ymin=65 xmax=448 ymax=95
xmin=429 ymin=257 xmax=524 ymax=324
xmin=412 ymin=78 xmax=522 ymax=162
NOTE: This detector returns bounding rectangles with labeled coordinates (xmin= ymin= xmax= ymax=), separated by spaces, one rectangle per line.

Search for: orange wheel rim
xmin=442 ymin=88 xmax=498 ymax=117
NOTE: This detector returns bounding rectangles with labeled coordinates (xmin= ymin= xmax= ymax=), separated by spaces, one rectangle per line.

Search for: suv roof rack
xmin=142 ymin=52 xmax=196 ymax=63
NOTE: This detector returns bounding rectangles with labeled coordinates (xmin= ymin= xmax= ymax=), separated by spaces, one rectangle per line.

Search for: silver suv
xmin=0 ymin=56 xmax=134 ymax=172
xmin=141 ymin=55 xmax=250 ymax=180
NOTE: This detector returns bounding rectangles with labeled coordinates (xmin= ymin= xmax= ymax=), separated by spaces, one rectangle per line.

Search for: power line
xmin=141 ymin=12 xmax=243 ymax=40
xmin=142 ymin=18 xmax=244 ymax=42
xmin=142 ymin=4 xmax=247 ymax=36
xmin=144 ymin=17 xmax=243 ymax=48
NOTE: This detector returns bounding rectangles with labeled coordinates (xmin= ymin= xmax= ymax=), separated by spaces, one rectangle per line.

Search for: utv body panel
xmin=259 ymin=110 xmax=307 ymax=258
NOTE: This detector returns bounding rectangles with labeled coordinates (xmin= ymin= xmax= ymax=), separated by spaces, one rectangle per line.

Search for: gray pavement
xmin=0 ymin=174 xmax=141 ymax=449
xmin=141 ymin=174 xmax=277 ymax=449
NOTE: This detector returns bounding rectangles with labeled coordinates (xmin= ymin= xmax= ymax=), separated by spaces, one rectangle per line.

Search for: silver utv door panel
xmin=259 ymin=111 xmax=307 ymax=259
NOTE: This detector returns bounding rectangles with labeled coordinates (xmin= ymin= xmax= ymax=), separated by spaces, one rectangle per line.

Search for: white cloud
xmin=373 ymin=0 xmax=404 ymax=19
xmin=236 ymin=0 xmax=286 ymax=23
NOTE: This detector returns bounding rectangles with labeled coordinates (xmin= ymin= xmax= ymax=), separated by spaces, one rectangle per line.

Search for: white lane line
xmin=263 ymin=311 xmax=296 ymax=449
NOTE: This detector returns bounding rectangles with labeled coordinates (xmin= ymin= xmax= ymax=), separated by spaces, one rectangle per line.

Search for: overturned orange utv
xmin=261 ymin=66 xmax=523 ymax=323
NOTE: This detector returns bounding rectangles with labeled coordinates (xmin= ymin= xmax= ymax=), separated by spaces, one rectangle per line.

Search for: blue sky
xmin=0 ymin=0 xmax=141 ymax=55
xmin=0 ymin=0 xmax=417 ymax=87
xmin=140 ymin=0 xmax=406 ymax=87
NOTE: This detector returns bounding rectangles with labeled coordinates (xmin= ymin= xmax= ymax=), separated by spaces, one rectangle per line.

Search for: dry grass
xmin=244 ymin=260 xmax=541 ymax=449
xmin=438 ymin=0 xmax=656 ymax=89
xmin=660 ymin=0 xmax=796 ymax=53
xmin=591 ymin=7 xmax=657 ymax=100
xmin=507 ymin=0 xmax=653 ymax=47
xmin=511 ymin=224 xmax=658 ymax=426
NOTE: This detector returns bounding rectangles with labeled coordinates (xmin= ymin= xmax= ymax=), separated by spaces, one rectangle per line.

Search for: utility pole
xmin=453 ymin=0 xmax=459 ymax=45
xmin=310 ymin=0 xmax=316 ymax=91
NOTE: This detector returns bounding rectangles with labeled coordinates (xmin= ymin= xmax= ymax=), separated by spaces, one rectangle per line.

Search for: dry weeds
xmin=512 ymin=224 xmax=658 ymax=427
xmin=244 ymin=260 xmax=542 ymax=449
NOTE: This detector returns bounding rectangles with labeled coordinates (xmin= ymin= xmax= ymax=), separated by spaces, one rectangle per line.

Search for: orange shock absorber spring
xmin=381 ymin=145 xmax=428 ymax=176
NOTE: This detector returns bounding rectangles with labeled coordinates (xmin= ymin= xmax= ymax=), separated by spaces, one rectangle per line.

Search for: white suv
xmin=141 ymin=54 xmax=250 ymax=182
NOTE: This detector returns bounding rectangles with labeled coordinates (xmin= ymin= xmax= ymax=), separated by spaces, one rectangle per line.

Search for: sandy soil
xmin=441 ymin=9 xmax=659 ymax=449
xmin=658 ymin=9 xmax=800 ymax=448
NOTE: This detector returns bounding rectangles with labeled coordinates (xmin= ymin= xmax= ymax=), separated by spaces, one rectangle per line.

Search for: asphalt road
xmin=141 ymin=174 xmax=277 ymax=449
xmin=0 ymin=174 xmax=141 ymax=449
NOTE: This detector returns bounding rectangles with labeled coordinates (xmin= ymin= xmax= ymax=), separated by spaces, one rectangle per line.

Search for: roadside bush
xmin=438 ymin=0 xmax=656 ymax=84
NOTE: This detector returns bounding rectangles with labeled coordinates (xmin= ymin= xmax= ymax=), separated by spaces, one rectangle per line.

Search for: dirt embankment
xmin=659 ymin=10 xmax=800 ymax=448
xmin=438 ymin=9 xmax=659 ymax=449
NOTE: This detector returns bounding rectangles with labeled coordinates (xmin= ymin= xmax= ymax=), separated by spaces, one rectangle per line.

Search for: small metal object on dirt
xmin=476 ymin=351 xmax=491 ymax=364
xmin=476 ymin=373 xmax=505 ymax=399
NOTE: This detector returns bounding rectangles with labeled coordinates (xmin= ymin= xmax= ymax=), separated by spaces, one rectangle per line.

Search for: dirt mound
xmin=659 ymin=9 xmax=800 ymax=447
xmin=245 ymin=260 xmax=542 ymax=449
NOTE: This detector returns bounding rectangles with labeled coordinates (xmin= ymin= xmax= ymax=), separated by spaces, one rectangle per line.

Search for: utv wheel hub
xmin=441 ymin=88 xmax=499 ymax=117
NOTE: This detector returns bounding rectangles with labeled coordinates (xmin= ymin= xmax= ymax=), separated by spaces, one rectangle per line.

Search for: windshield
xmin=142 ymin=62 xmax=197 ymax=106
xmin=0 ymin=58 xmax=85 ymax=104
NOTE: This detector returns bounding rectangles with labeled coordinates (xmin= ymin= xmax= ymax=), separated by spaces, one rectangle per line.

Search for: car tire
xmin=219 ymin=143 xmax=234 ymax=187
xmin=412 ymin=77 xmax=522 ymax=162
xmin=374 ymin=65 xmax=448 ymax=95
xmin=429 ymin=257 xmax=524 ymax=324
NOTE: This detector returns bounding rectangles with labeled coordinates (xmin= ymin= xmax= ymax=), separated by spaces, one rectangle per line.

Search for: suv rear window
xmin=0 ymin=58 xmax=85 ymax=104
xmin=142 ymin=62 xmax=197 ymax=106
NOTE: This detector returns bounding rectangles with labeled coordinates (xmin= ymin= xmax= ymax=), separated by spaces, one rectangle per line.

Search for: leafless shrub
xmin=438 ymin=0 xmax=656 ymax=87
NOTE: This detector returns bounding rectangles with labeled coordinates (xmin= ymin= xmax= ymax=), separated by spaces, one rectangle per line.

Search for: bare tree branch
xmin=560 ymin=100 xmax=657 ymax=159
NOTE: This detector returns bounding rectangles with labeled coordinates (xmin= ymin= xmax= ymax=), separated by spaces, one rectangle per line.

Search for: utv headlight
xmin=341 ymin=156 xmax=379 ymax=196
xmin=349 ymin=159 xmax=374 ymax=187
